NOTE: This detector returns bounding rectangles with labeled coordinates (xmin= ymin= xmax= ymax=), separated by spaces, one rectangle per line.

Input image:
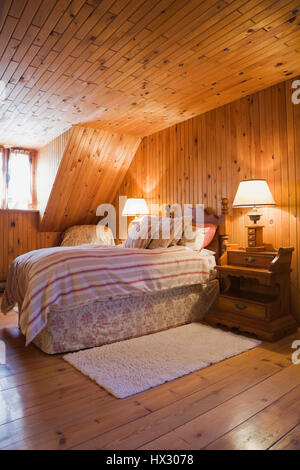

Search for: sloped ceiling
xmin=0 ymin=0 xmax=300 ymax=148
xmin=40 ymin=125 xmax=141 ymax=232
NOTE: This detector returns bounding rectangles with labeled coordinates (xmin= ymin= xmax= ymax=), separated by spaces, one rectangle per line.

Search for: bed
xmin=1 ymin=199 xmax=230 ymax=354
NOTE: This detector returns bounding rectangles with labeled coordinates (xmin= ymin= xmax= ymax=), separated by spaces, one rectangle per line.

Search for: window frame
xmin=0 ymin=147 xmax=37 ymax=210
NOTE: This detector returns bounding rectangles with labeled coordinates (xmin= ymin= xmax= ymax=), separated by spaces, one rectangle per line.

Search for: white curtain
xmin=7 ymin=149 xmax=32 ymax=209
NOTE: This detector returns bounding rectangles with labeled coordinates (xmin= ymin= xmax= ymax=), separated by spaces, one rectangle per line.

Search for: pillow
xmin=202 ymin=223 xmax=217 ymax=248
xmin=147 ymin=217 xmax=186 ymax=249
xmin=123 ymin=216 xmax=157 ymax=249
xmin=61 ymin=225 xmax=115 ymax=247
xmin=178 ymin=225 xmax=210 ymax=251
xmin=179 ymin=223 xmax=217 ymax=251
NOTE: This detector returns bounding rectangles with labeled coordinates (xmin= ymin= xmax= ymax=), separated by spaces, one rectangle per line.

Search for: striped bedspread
xmin=1 ymin=245 xmax=216 ymax=345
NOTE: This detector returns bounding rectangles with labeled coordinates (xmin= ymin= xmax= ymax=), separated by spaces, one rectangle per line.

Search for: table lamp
xmin=232 ymin=179 xmax=275 ymax=252
xmin=122 ymin=198 xmax=149 ymax=224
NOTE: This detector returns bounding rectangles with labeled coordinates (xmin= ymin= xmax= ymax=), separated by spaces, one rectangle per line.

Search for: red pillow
xmin=202 ymin=223 xmax=217 ymax=248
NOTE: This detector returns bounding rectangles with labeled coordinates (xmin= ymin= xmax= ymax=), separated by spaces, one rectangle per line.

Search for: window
xmin=0 ymin=148 xmax=34 ymax=210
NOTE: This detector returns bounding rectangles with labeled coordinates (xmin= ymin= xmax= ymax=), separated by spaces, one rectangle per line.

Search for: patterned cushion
xmin=61 ymin=225 xmax=115 ymax=247
xmin=124 ymin=216 xmax=157 ymax=249
xmin=147 ymin=217 xmax=185 ymax=249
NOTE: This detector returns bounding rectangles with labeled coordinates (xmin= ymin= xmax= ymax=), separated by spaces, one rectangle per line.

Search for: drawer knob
xmin=235 ymin=303 xmax=247 ymax=310
xmin=245 ymin=256 xmax=255 ymax=263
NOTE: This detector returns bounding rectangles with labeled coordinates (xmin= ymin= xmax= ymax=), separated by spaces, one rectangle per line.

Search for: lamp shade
xmin=122 ymin=198 xmax=149 ymax=216
xmin=232 ymin=179 xmax=275 ymax=208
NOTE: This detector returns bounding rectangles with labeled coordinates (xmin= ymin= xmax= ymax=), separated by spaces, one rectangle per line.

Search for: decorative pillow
xmin=178 ymin=222 xmax=217 ymax=251
xmin=61 ymin=225 xmax=115 ymax=247
xmin=147 ymin=217 xmax=185 ymax=249
xmin=124 ymin=216 xmax=157 ymax=249
xmin=170 ymin=216 xmax=193 ymax=246
xmin=202 ymin=223 xmax=217 ymax=248
xmin=178 ymin=225 xmax=210 ymax=251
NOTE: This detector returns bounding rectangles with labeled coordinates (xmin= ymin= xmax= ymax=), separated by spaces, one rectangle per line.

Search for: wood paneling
xmin=0 ymin=209 xmax=60 ymax=281
xmin=0 ymin=0 xmax=299 ymax=148
xmin=115 ymin=77 xmax=300 ymax=320
xmin=40 ymin=126 xmax=141 ymax=232
xmin=37 ymin=128 xmax=71 ymax=212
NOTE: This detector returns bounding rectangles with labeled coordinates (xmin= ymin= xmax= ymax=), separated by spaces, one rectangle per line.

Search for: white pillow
xmin=179 ymin=226 xmax=210 ymax=251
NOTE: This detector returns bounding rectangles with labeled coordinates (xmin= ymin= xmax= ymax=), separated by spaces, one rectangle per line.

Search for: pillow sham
xmin=147 ymin=216 xmax=186 ymax=249
xmin=179 ymin=223 xmax=217 ymax=251
xmin=178 ymin=225 xmax=210 ymax=251
xmin=61 ymin=225 xmax=115 ymax=247
xmin=202 ymin=223 xmax=217 ymax=248
xmin=124 ymin=216 xmax=157 ymax=249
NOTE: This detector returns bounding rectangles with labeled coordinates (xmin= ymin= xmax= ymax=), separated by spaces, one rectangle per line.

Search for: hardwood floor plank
xmin=0 ymin=369 xmax=102 ymax=426
xmin=0 ymin=361 xmax=73 ymax=391
xmin=72 ymin=362 xmax=296 ymax=450
xmin=2 ymin=396 xmax=150 ymax=450
xmin=269 ymin=423 xmax=300 ymax=450
xmin=204 ymin=385 xmax=300 ymax=450
xmin=140 ymin=366 xmax=300 ymax=450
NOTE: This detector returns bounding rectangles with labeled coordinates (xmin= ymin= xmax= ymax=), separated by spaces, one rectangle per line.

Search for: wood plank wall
xmin=37 ymin=128 xmax=72 ymax=213
xmin=40 ymin=126 xmax=141 ymax=232
xmin=115 ymin=77 xmax=300 ymax=320
xmin=0 ymin=210 xmax=60 ymax=281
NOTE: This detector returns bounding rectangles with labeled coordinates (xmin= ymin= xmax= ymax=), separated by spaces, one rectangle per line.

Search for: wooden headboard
xmin=205 ymin=198 xmax=231 ymax=263
xmin=165 ymin=198 xmax=231 ymax=264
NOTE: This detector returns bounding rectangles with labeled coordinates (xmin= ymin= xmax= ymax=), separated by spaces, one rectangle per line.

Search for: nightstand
xmin=205 ymin=247 xmax=298 ymax=342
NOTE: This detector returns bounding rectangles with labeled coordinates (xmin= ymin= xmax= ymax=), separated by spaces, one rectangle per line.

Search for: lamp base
xmin=246 ymin=225 xmax=264 ymax=251
xmin=247 ymin=206 xmax=262 ymax=224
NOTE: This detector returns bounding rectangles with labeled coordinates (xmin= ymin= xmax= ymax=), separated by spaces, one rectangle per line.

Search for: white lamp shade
xmin=122 ymin=198 xmax=149 ymax=216
xmin=232 ymin=179 xmax=275 ymax=207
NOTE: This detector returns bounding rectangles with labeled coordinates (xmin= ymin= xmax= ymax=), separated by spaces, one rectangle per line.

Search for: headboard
xmin=165 ymin=198 xmax=231 ymax=264
xmin=204 ymin=198 xmax=231 ymax=262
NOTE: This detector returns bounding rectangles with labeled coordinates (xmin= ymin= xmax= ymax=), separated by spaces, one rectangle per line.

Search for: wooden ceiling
xmin=0 ymin=0 xmax=299 ymax=148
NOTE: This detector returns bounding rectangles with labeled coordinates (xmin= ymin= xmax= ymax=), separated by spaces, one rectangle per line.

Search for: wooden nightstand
xmin=205 ymin=247 xmax=298 ymax=342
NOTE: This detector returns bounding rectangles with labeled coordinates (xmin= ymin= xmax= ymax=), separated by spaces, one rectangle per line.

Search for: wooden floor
xmin=0 ymin=301 xmax=299 ymax=450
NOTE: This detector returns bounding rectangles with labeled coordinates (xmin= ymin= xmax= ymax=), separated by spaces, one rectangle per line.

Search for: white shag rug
xmin=63 ymin=323 xmax=261 ymax=398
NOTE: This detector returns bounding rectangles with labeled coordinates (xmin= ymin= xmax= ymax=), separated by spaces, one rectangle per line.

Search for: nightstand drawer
xmin=227 ymin=251 xmax=276 ymax=268
xmin=216 ymin=296 xmax=266 ymax=319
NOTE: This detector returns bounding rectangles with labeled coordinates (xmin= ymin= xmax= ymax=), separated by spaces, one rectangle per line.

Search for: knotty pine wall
xmin=115 ymin=77 xmax=300 ymax=320
xmin=0 ymin=210 xmax=61 ymax=282
xmin=37 ymin=128 xmax=72 ymax=213
xmin=40 ymin=127 xmax=141 ymax=232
